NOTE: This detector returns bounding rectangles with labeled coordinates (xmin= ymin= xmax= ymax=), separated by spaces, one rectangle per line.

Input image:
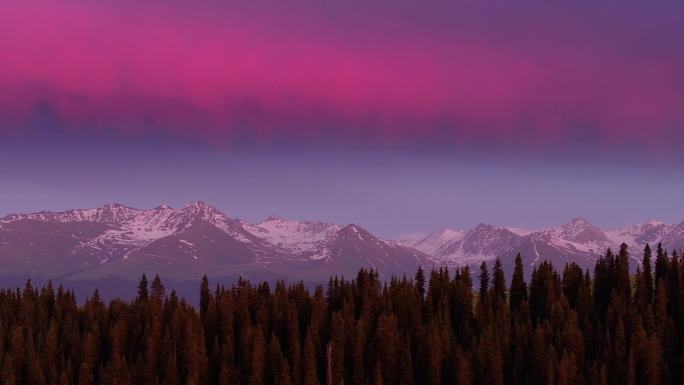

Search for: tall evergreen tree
xmin=151 ymin=274 xmax=166 ymax=303
xmin=479 ymin=262 xmax=490 ymax=303
xmin=415 ymin=266 xmax=426 ymax=299
xmin=642 ymin=244 xmax=654 ymax=303
xmin=510 ymin=253 xmax=528 ymax=313
xmin=492 ymin=258 xmax=506 ymax=302
xmin=138 ymin=274 xmax=149 ymax=301
xmin=200 ymin=275 xmax=211 ymax=320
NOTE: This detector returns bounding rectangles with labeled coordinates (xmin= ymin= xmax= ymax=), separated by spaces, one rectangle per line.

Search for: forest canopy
xmin=0 ymin=243 xmax=681 ymax=385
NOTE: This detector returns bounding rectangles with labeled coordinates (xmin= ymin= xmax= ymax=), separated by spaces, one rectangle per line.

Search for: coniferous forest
xmin=1 ymin=243 xmax=683 ymax=385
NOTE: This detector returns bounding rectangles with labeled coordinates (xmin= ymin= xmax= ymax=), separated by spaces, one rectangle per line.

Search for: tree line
xmin=0 ymin=243 xmax=682 ymax=385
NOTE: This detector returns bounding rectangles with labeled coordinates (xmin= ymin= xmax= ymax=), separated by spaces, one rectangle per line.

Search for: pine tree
xmin=616 ymin=243 xmax=631 ymax=302
xmin=492 ymin=258 xmax=506 ymax=302
xmin=138 ymin=274 xmax=149 ymax=301
xmin=642 ymin=244 xmax=654 ymax=304
xmin=655 ymin=243 xmax=669 ymax=291
xmin=200 ymin=275 xmax=211 ymax=321
xmin=151 ymin=274 xmax=166 ymax=303
xmin=510 ymin=253 xmax=528 ymax=313
xmin=479 ymin=262 xmax=490 ymax=301
xmin=415 ymin=266 xmax=426 ymax=299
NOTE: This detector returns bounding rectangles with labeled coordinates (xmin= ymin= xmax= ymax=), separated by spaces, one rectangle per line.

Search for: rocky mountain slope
xmin=2 ymin=203 xmax=683 ymax=284
xmin=0 ymin=202 xmax=430 ymax=281
xmin=401 ymin=217 xmax=684 ymax=274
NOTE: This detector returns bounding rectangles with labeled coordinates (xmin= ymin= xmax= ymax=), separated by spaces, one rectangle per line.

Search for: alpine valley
xmin=1 ymin=202 xmax=683 ymax=293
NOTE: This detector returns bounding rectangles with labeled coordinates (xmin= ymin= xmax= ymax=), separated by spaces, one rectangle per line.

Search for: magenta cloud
xmin=1 ymin=0 xmax=683 ymax=150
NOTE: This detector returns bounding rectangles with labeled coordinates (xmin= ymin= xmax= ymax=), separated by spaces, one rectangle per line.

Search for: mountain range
xmin=400 ymin=217 xmax=683 ymax=276
xmin=1 ymin=202 xmax=683 ymax=287
xmin=0 ymin=202 xmax=429 ymax=283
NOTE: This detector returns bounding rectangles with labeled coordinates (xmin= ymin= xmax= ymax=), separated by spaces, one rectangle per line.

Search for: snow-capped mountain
xmin=397 ymin=228 xmax=465 ymax=256
xmin=241 ymin=216 xmax=342 ymax=260
xmin=435 ymin=224 xmax=522 ymax=265
xmin=660 ymin=221 xmax=684 ymax=252
xmin=2 ymin=203 xmax=683 ymax=283
xmin=551 ymin=217 xmax=609 ymax=244
xmin=0 ymin=202 xmax=431 ymax=281
xmin=604 ymin=219 xmax=674 ymax=247
xmin=403 ymin=217 xmax=684 ymax=274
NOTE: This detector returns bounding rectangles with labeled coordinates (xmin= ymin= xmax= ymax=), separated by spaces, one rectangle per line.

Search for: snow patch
xmin=242 ymin=217 xmax=341 ymax=258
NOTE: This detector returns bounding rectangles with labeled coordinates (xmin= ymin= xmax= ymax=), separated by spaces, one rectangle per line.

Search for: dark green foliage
xmin=1 ymin=245 xmax=684 ymax=384
xmin=509 ymin=253 xmax=527 ymax=313
xmin=415 ymin=266 xmax=426 ymax=299
xmin=138 ymin=273 xmax=149 ymax=301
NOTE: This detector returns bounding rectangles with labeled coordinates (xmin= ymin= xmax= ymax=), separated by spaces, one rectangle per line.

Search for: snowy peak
xmin=660 ymin=221 xmax=684 ymax=251
xmin=322 ymin=223 xmax=432 ymax=275
xmin=180 ymin=201 xmax=223 ymax=220
xmin=3 ymin=203 xmax=684 ymax=282
xmin=459 ymin=224 xmax=520 ymax=255
xmin=1 ymin=203 xmax=142 ymax=225
xmin=406 ymin=223 xmax=522 ymax=266
xmin=553 ymin=217 xmax=608 ymax=244
xmin=407 ymin=217 xmax=684 ymax=272
xmin=338 ymin=223 xmax=370 ymax=239
xmin=605 ymin=219 xmax=674 ymax=246
xmin=406 ymin=228 xmax=465 ymax=255
xmin=431 ymin=227 xmax=465 ymax=240
xmin=328 ymin=224 xmax=381 ymax=253
xmin=0 ymin=202 xmax=433 ymax=280
xmin=464 ymin=223 xmax=518 ymax=244
xmin=241 ymin=216 xmax=341 ymax=256
xmin=69 ymin=203 xmax=141 ymax=224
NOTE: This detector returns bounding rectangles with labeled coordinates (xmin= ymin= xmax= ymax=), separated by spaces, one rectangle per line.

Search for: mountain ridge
xmin=0 ymin=202 xmax=431 ymax=281
xmin=401 ymin=217 xmax=684 ymax=273
xmin=1 ymin=203 xmax=683 ymax=283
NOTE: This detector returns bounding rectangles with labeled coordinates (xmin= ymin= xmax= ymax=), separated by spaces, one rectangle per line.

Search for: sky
xmin=1 ymin=0 xmax=683 ymax=236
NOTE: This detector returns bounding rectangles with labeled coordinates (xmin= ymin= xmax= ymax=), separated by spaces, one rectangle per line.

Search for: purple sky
xmin=1 ymin=0 xmax=683 ymax=236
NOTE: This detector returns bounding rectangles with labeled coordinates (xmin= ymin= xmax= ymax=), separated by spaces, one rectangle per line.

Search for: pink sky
xmin=1 ymin=0 xmax=683 ymax=150
xmin=1 ymin=0 xmax=684 ymax=234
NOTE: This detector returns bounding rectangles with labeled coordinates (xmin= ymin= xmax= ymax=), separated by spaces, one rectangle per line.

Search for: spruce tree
xmin=151 ymin=274 xmax=166 ymax=303
xmin=200 ymin=275 xmax=211 ymax=321
xmin=510 ymin=253 xmax=528 ymax=313
xmin=492 ymin=258 xmax=506 ymax=302
xmin=479 ymin=262 xmax=490 ymax=301
xmin=138 ymin=274 xmax=149 ymax=301
xmin=616 ymin=243 xmax=631 ymax=301
xmin=415 ymin=266 xmax=426 ymax=299
xmin=642 ymin=244 xmax=654 ymax=303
